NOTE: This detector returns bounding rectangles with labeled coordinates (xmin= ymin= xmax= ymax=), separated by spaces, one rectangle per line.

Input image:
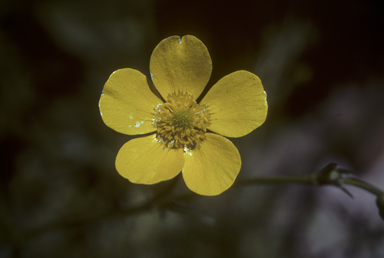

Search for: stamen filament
xmin=152 ymin=92 xmax=211 ymax=151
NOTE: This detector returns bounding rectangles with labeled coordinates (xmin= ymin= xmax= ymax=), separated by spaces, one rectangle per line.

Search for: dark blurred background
xmin=1 ymin=0 xmax=384 ymax=257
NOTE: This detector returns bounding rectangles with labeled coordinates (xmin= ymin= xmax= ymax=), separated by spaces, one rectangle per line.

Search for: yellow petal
xmin=99 ymin=68 xmax=163 ymax=135
xmin=116 ymin=134 xmax=184 ymax=184
xmin=201 ymin=70 xmax=267 ymax=137
xmin=150 ymin=35 xmax=212 ymax=100
xmin=182 ymin=133 xmax=241 ymax=196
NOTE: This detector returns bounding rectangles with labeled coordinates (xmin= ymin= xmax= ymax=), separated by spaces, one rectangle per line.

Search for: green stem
xmin=236 ymin=173 xmax=384 ymax=198
xmin=237 ymin=175 xmax=314 ymax=186
xmin=341 ymin=178 xmax=384 ymax=196
xmin=15 ymin=164 xmax=384 ymax=244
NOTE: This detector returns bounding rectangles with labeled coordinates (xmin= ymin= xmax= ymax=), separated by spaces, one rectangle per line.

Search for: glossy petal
xmin=116 ymin=134 xmax=184 ymax=184
xmin=182 ymin=133 xmax=241 ymax=196
xmin=150 ymin=35 xmax=212 ymax=101
xmin=201 ymin=70 xmax=267 ymax=137
xmin=99 ymin=68 xmax=163 ymax=135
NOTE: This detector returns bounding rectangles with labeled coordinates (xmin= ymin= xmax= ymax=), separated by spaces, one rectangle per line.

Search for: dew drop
xmin=135 ymin=122 xmax=140 ymax=127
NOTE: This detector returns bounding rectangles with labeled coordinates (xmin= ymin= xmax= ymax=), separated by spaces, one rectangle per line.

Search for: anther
xmin=152 ymin=92 xmax=211 ymax=151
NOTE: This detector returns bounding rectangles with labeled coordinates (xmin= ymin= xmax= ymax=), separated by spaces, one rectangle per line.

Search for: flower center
xmin=153 ymin=92 xmax=210 ymax=151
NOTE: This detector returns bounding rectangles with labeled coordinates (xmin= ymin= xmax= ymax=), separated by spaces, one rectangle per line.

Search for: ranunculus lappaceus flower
xmin=99 ymin=35 xmax=267 ymax=196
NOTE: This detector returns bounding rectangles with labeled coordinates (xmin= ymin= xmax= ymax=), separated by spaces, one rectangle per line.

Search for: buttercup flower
xmin=99 ymin=35 xmax=267 ymax=196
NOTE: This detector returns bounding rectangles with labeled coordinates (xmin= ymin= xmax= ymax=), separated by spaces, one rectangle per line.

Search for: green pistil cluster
xmin=172 ymin=110 xmax=194 ymax=129
xmin=152 ymin=92 xmax=211 ymax=150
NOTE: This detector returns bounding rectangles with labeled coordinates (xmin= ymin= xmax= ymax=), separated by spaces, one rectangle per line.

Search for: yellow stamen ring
xmin=153 ymin=92 xmax=211 ymax=151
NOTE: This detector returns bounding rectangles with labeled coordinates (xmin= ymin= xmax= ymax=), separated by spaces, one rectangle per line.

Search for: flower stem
xmin=233 ymin=163 xmax=384 ymax=221
xmin=236 ymin=163 xmax=384 ymax=198
xmin=341 ymin=178 xmax=384 ymax=196
xmin=237 ymin=175 xmax=314 ymax=186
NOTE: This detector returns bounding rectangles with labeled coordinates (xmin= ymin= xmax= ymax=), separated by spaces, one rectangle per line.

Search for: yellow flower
xmin=99 ymin=35 xmax=267 ymax=196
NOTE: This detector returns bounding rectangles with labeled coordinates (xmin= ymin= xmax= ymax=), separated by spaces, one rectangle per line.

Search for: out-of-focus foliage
xmin=1 ymin=0 xmax=383 ymax=257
